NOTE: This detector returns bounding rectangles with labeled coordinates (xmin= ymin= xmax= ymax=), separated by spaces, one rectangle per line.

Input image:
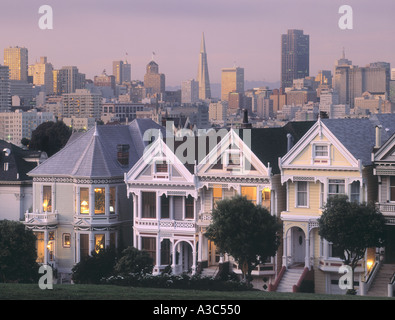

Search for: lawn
xmin=0 ymin=283 xmax=392 ymax=300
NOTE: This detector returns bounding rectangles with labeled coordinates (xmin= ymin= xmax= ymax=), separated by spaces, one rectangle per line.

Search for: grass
xmin=0 ymin=283 xmax=393 ymax=300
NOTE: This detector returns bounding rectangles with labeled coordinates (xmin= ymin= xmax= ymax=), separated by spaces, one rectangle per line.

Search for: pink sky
xmin=1 ymin=0 xmax=394 ymax=86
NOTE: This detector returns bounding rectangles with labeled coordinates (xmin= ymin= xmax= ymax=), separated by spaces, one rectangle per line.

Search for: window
xmin=63 ymin=233 xmax=71 ymax=248
xmin=350 ymin=181 xmax=360 ymax=203
xmin=80 ymin=188 xmax=89 ymax=214
xmin=109 ymin=187 xmax=116 ymax=214
xmin=212 ymin=186 xmax=223 ymax=207
xmin=95 ymin=234 xmax=105 ymax=253
xmin=241 ymin=186 xmax=257 ymax=205
xmin=155 ymin=162 xmax=168 ymax=173
xmin=161 ymin=195 xmax=169 ymax=219
xmin=142 ymin=192 xmax=156 ymax=218
xmin=262 ymin=188 xmax=271 ymax=212
xmin=80 ymin=234 xmax=89 ymax=259
xmin=43 ymin=186 xmax=52 ymax=212
xmin=142 ymin=237 xmax=156 ymax=265
xmin=328 ymin=179 xmax=345 ymax=199
xmin=161 ymin=239 xmax=171 ymax=265
xmin=296 ymin=181 xmax=308 ymax=207
xmin=185 ymin=196 xmax=194 ymax=219
xmin=94 ymin=188 xmax=105 ymax=214
xmin=314 ymin=145 xmax=329 ymax=157
xmin=34 ymin=232 xmax=44 ymax=263
xmin=391 ymin=177 xmax=395 ymax=202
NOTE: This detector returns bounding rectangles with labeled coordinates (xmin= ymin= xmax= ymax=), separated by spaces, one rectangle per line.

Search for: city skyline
xmin=1 ymin=0 xmax=394 ymax=87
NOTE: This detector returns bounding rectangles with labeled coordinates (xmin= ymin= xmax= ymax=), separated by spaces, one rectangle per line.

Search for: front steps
xmin=276 ymin=267 xmax=304 ymax=292
xmin=367 ymin=264 xmax=395 ymax=297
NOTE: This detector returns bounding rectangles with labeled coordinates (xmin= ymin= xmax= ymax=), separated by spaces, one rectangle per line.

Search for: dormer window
xmin=117 ymin=144 xmax=129 ymax=166
xmin=314 ymin=145 xmax=328 ymax=157
xmin=224 ymin=149 xmax=241 ymax=172
xmin=153 ymin=159 xmax=169 ymax=179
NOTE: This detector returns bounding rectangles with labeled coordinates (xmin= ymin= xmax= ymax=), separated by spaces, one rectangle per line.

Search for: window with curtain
xmin=241 ymin=186 xmax=257 ymax=204
xmin=350 ymin=181 xmax=360 ymax=203
xmin=94 ymin=188 xmax=105 ymax=214
xmin=212 ymin=186 xmax=223 ymax=207
xmin=185 ymin=195 xmax=194 ymax=219
xmin=142 ymin=237 xmax=156 ymax=265
xmin=109 ymin=187 xmax=116 ymax=214
xmin=296 ymin=181 xmax=308 ymax=207
xmin=42 ymin=186 xmax=52 ymax=212
xmin=142 ymin=192 xmax=156 ymax=218
xmin=328 ymin=179 xmax=345 ymax=199
xmin=80 ymin=188 xmax=89 ymax=214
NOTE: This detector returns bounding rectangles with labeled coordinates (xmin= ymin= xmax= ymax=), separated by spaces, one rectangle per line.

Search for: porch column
xmin=305 ymin=231 xmax=310 ymax=269
xmin=192 ymin=241 xmax=197 ymax=275
xmin=155 ymin=236 xmax=161 ymax=273
xmin=157 ymin=192 xmax=161 ymax=220
xmin=171 ymin=240 xmax=177 ymax=274
xmin=198 ymin=231 xmax=203 ymax=262
xmin=282 ymin=228 xmax=288 ymax=268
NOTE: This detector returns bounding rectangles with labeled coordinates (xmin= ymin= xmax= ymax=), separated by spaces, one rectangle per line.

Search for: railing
xmin=73 ymin=213 xmax=119 ymax=225
xmin=25 ymin=210 xmax=58 ymax=224
xmin=376 ymin=203 xmax=395 ymax=215
xmin=360 ymin=261 xmax=380 ymax=296
xmin=268 ymin=266 xmax=286 ymax=292
xmin=388 ymin=272 xmax=395 ymax=297
xmin=135 ymin=218 xmax=196 ymax=230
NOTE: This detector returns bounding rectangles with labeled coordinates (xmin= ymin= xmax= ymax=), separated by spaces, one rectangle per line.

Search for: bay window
xmin=296 ymin=181 xmax=308 ymax=207
xmin=42 ymin=186 xmax=52 ymax=212
xmin=241 ymin=186 xmax=257 ymax=204
xmin=328 ymin=179 xmax=345 ymax=199
xmin=80 ymin=188 xmax=89 ymax=214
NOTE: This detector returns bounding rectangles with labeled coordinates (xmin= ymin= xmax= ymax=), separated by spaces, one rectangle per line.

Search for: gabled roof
xmin=0 ymin=140 xmax=41 ymax=182
xmin=28 ymin=119 xmax=165 ymax=179
xmin=321 ymin=114 xmax=395 ymax=166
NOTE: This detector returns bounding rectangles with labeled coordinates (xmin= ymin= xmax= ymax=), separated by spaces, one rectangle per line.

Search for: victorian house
xmin=125 ymin=121 xmax=314 ymax=288
xmin=24 ymin=119 xmax=164 ymax=281
xmin=276 ymin=114 xmax=395 ymax=295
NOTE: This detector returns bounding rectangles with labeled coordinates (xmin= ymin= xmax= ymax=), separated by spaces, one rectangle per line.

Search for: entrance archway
xmin=173 ymin=240 xmax=194 ymax=274
xmin=291 ymin=227 xmax=306 ymax=266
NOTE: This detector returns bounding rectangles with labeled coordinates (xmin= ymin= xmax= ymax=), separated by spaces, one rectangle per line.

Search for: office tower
xmin=61 ymin=89 xmax=102 ymax=120
xmin=221 ymin=67 xmax=244 ymax=101
xmin=209 ymin=101 xmax=227 ymax=121
xmin=0 ymin=65 xmax=11 ymax=111
xmin=228 ymin=92 xmax=244 ymax=115
xmin=281 ymin=29 xmax=309 ymax=89
xmin=316 ymin=70 xmax=332 ymax=86
xmin=122 ymin=60 xmax=131 ymax=83
xmin=52 ymin=70 xmax=62 ymax=95
xmin=181 ymin=79 xmax=199 ymax=104
xmin=4 ymin=46 xmax=28 ymax=82
xmin=391 ymin=68 xmax=395 ymax=81
xmin=30 ymin=57 xmax=54 ymax=94
xmin=94 ymin=70 xmax=116 ymax=95
xmin=197 ymin=33 xmax=211 ymax=100
xmin=144 ymin=59 xmax=165 ymax=97
xmin=58 ymin=66 xmax=86 ymax=94
xmin=113 ymin=59 xmax=132 ymax=85
xmin=333 ymin=51 xmax=352 ymax=105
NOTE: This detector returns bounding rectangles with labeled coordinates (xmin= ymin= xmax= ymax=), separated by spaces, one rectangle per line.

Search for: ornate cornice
xmin=33 ymin=176 xmax=125 ymax=184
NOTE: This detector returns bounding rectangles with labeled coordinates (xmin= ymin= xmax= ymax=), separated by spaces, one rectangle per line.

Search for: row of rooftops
xmin=3 ymin=114 xmax=395 ymax=182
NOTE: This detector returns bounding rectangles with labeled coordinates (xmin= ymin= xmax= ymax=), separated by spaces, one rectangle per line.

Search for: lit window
xmin=262 ymin=188 xmax=271 ymax=212
xmin=109 ymin=187 xmax=116 ymax=214
xmin=95 ymin=234 xmax=105 ymax=253
xmin=296 ymin=181 xmax=308 ymax=207
xmin=63 ymin=233 xmax=71 ymax=248
xmin=241 ymin=186 xmax=257 ymax=204
xmin=43 ymin=186 xmax=52 ymax=212
xmin=80 ymin=188 xmax=89 ymax=214
xmin=212 ymin=186 xmax=223 ymax=207
xmin=94 ymin=188 xmax=105 ymax=214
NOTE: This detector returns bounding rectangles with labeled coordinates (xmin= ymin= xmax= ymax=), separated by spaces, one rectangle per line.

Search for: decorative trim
xmin=33 ymin=177 xmax=125 ymax=184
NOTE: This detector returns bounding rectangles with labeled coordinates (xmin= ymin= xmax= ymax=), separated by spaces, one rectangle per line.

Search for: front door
xmin=208 ymin=240 xmax=220 ymax=266
xmin=292 ymin=227 xmax=305 ymax=265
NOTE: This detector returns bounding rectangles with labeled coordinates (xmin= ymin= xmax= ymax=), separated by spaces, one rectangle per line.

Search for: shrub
xmin=114 ymin=246 xmax=153 ymax=276
xmin=72 ymin=247 xmax=117 ymax=284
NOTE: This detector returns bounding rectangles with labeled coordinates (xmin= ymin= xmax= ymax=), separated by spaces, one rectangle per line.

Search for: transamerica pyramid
xmin=197 ymin=32 xmax=211 ymax=100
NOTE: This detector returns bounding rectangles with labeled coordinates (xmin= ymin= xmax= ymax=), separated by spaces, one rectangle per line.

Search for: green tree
xmin=318 ymin=195 xmax=386 ymax=293
xmin=29 ymin=121 xmax=72 ymax=157
xmin=205 ymin=195 xmax=281 ymax=283
xmin=0 ymin=220 xmax=40 ymax=283
xmin=114 ymin=246 xmax=154 ymax=276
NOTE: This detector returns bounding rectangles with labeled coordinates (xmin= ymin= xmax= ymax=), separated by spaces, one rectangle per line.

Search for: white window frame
xmin=295 ymin=181 xmax=309 ymax=208
xmin=328 ymin=179 xmax=346 ymax=199
xmin=312 ymin=142 xmax=331 ymax=165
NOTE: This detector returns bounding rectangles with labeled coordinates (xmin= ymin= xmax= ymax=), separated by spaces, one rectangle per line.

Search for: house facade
xmin=278 ymin=114 xmax=395 ymax=295
xmin=24 ymin=119 xmax=164 ymax=281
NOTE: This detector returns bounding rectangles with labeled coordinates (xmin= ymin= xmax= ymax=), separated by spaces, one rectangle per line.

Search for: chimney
xmin=240 ymin=109 xmax=252 ymax=129
xmin=287 ymin=133 xmax=294 ymax=152
xmin=375 ymin=125 xmax=382 ymax=149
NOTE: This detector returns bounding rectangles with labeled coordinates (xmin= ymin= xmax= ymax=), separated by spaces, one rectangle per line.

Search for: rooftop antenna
xmin=151 ymin=51 xmax=156 ymax=61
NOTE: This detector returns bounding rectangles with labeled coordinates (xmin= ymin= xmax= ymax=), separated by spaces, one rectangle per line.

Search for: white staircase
xmin=276 ymin=268 xmax=304 ymax=292
xmin=200 ymin=266 xmax=218 ymax=278
xmin=367 ymin=264 xmax=395 ymax=297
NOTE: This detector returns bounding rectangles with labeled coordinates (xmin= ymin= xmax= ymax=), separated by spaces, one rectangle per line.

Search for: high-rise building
xmin=221 ymin=67 xmax=244 ymax=101
xmin=197 ymin=33 xmax=211 ymax=100
xmin=0 ymin=65 xmax=11 ymax=111
xmin=181 ymin=79 xmax=199 ymax=104
xmin=281 ymin=30 xmax=309 ymax=89
xmin=57 ymin=66 xmax=86 ymax=94
xmin=29 ymin=57 xmax=54 ymax=94
xmin=4 ymin=46 xmax=28 ymax=82
xmin=143 ymin=59 xmax=165 ymax=97
xmin=94 ymin=70 xmax=116 ymax=95
xmin=122 ymin=60 xmax=131 ymax=83
xmin=61 ymin=89 xmax=102 ymax=120
xmin=113 ymin=60 xmax=132 ymax=85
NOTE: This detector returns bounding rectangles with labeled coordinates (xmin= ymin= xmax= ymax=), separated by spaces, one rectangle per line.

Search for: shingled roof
xmin=28 ymin=119 xmax=165 ymax=179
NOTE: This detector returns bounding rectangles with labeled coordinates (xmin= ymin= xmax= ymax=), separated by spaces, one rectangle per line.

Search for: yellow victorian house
xmin=277 ymin=114 xmax=395 ymax=295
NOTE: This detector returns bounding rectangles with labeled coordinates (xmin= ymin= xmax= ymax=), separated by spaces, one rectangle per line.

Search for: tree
xmin=114 ymin=246 xmax=154 ymax=276
xmin=0 ymin=220 xmax=40 ymax=283
xmin=29 ymin=121 xmax=72 ymax=157
xmin=318 ymin=195 xmax=386 ymax=293
xmin=205 ymin=195 xmax=281 ymax=283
